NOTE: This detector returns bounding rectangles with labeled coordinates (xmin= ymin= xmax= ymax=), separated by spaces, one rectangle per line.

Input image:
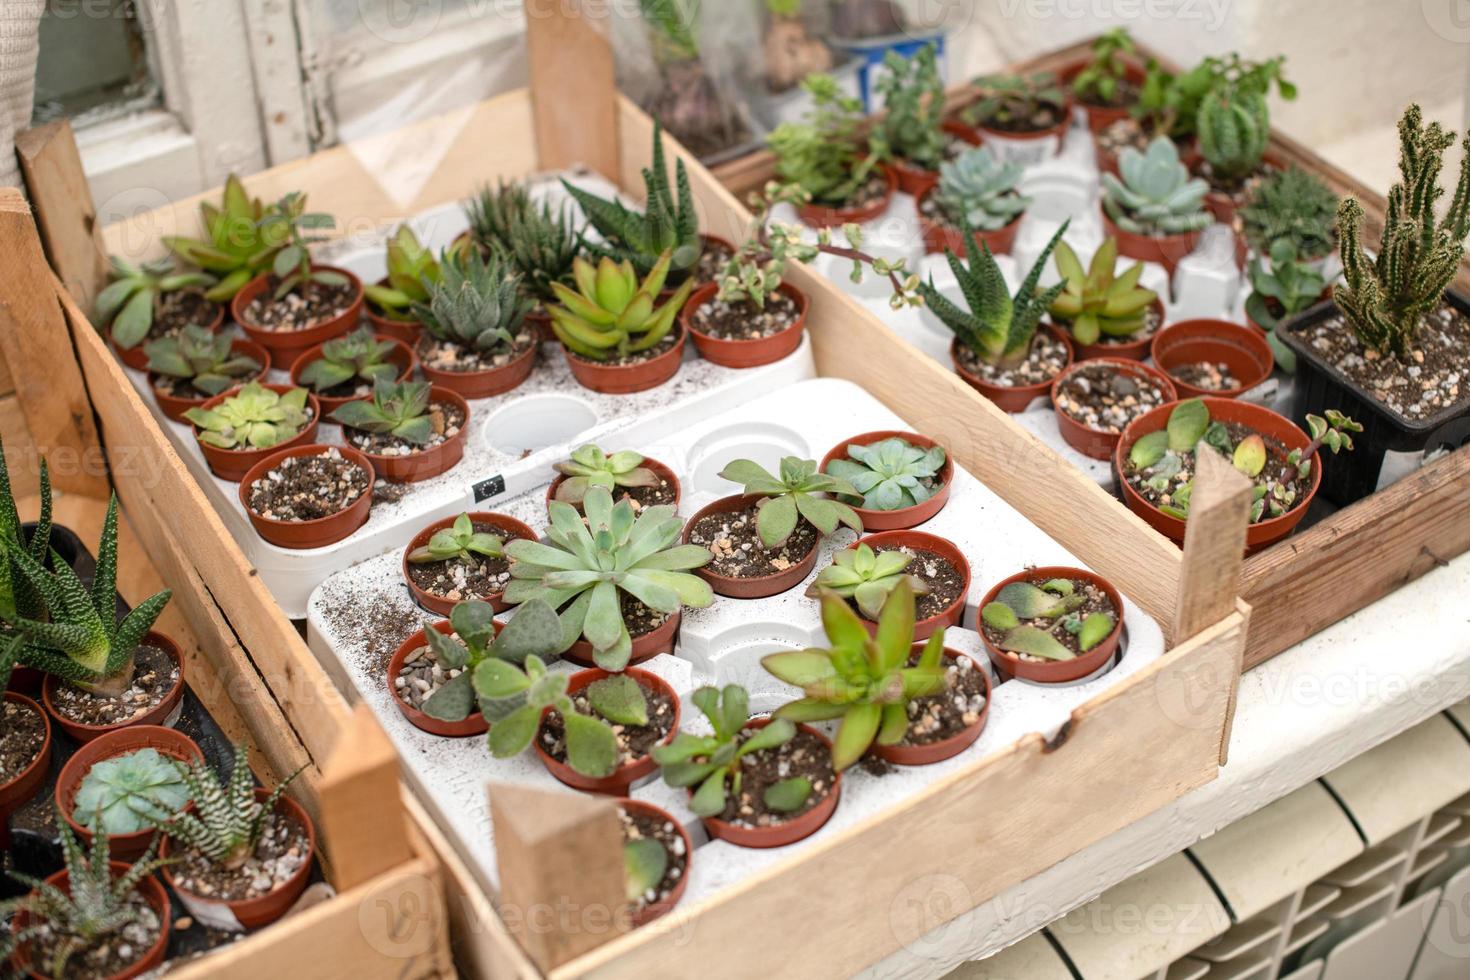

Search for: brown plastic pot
xmin=418 ymin=336 xmax=538 ymax=399
xmin=951 ymin=325 xmax=1075 ymax=413
xmin=402 ymin=512 xmax=537 ymax=617
xmin=916 ymin=186 xmax=1022 ymax=256
xmin=1050 ymin=358 xmax=1179 ymax=461
xmin=535 ymin=667 xmax=680 ymax=796
xmin=697 ymin=719 xmax=842 ymax=849
xmin=162 ymin=789 xmax=315 ymax=930
xmin=796 ymin=164 xmax=898 ymax=228
xmin=547 ymin=455 xmax=682 ymax=515
xmin=347 ymin=387 xmax=470 ymax=484
xmin=232 ymin=265 xmax=364 ymax=368
xmin=681 ymin=282 xmax=809 ymax=369
xmin=43 ymin=631 xmax=186 ymax=744
xmin=0 ymin=693 xmax=50 ymax=852
xmin=111 ymin=299 xmax=226 ymax=371
xmin=561 ymin=326 xmax=686 ymax=394
xmin=1058 ymin=297 xmax=1166 ymax=362
xmin=682 ymin=494 xmax=820 ymax=599
xmin=365 ymin=279 xmax=424 ymax=347
xmin=843 ymin=531 xmax=971 ymax=641
xmin=149 ymin=338 xmax=270 ymax=423
xmin=869 ymin=646 xmax=991 ymax=765
xmin=883 ymin=121 xmax=982 ymax=197
xmin=386 ymin=620 xmax=488 ymax=737
xmin=979 ymin=566 xmax=1125 ymax=683
xmin=288 ymin=334 xmax=416 ymax=415
xmin=192 ymin=383 xmax=322 ymax=483
xmin=618 ymin=798 xmax=693 ymax=925
xmin=1150 ymin=319 xmax=1274 ymax=399
xmin=238 ymin=444 xmax=375 ymax=549
xmin=1060 ymin=60 xmax=1147 ymax=134
xmin=1101 ymin=208 xmax=1202 ymax=276
xmin=1115 ymin=396 xmax=1322 ymax=550
xmin=10 ymin=862 xmax=170 ymax=979
xmin=818 ymin=430 xmax=953 ymax=531
xmin=56 ymin=725 xmax=203 ymax=861
xmin=969 ymin=98 xmax=1074 ymax=161
xmin=562 ymin=610 xmax=681 ymax=668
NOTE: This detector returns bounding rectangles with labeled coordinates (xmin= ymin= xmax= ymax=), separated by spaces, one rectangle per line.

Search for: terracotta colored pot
xmin=818 ymin=430 xmax=953 ymax=531
xmin=842 ymin=531 xmax=971 ymax=641
xmin=162 ymin=789 xmax=315 ymax=930
xmin=562 ymin=610 xmax=681 ymax=669
xmin=882 ymin=121 xmax=982 ymax=198
xmin=618 ymin=798 xmax=693 ymax=925
xmin=1101 ymin=208 xmax=1202 ymax=276
xmin=916 ymin=186 xmax=1023 ymax=256
xmin=1050 ymin=358 xmax=1179 ymax=461
xmin=796 ymin=164 xmax=898 ymax=228
xmin=149 ymin=338 xmax=271 ymax=423
xmin=1057 ymin=298 xmax=1166 ymax=363
xmin=0 ymin=693 xmax=50 ymax=852
xmin=970 ymin=98 xmax=1074 ymax=163
xmin=111 ymin=299 xmax=225 ymax=371
xmin=10 ymin=862 xmax=170 ymax=979
xmin=1060 ymin=60 xmax=1148 ymax=135
xmin=345 ymin=387 xmax=470 ymax=484
xmin=546 ymin=455 xmax=682 ymax=516
xmin=979 ymin=566 xmax=1125 ymax=683
xmin=698 ymin=719 xmax=842 ymax=849
xmin=681 ymin=282 xmax=809 ymax=369
xmin=402 ymin=512 xmax=537 ymax=617
xmin=232 ymin=265 xmax=364 ymax=368
xmin=869 ymin=646 xmax=990 ymax=765
xmin=56 ymin=725 xmax=203 ymax=861
xmin=682 ymin=494 xmax=820 ymax=599
xmin=418 ymin=336 xmax=538 ymax=399
xmin=43 ymin=631 xmax=186 ymax=744
xmin=1150 ymin=318 xmax=1274 ymax=399
xmin=951 ymin=325 xmax=1075 ymax=413
xmin=192 ymin=383 xmax=322 ymax=483
xmin=238 ymin=444 xmax=375 ymax=549
xmin=288 ymin=334 xmax=416 ymax=414
xmin=386 ymin=620 xmax=488 ymax=737
xmin=535 ymin=668 xmax=680 ymax=795
xmin=365 ymin=279 xmax=424 ymax=347
xmin=1115 ymin=396 xmax=1321 ymax=550
xmin=561 ymin=327 xmax=686 ymax=395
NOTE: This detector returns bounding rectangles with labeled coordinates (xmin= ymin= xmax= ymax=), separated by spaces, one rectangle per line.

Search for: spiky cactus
xmin=935 ymin=147 xmax=1030 ymax=231
xmin=1196 ymin=84 xmax=1269 ymax=184
xmin=1336 ymin=104 xmax=1470 ymax=358
xmin=1102 ymin=137 xmax=1211 ymax=236
xmin=1239 ymin=166 xmax=1339 ymax=259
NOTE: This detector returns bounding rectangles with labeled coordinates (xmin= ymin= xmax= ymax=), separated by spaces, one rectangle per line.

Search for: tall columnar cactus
xmin=1336 ymin=104 xmax=1470 ymax=358
xmin=1101 ymin=137 xmax=1211 ymax=236
xmin=1196 ymin=84 xmax=1269 ymax=183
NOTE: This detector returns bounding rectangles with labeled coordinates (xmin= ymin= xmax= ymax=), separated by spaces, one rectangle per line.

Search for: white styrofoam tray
xmin=305 ymin=377 xmax=1165 ymax=905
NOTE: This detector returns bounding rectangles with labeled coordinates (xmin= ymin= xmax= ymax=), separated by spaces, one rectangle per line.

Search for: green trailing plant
xmin=296 ymin=326 xmax=401 ymax=392
xmin=767 ymin=73 xmax=876 ymax=205
xmin=329 ymin=379 xmax=437 ymax=445
xmin=870 ymin=45 xmax=946 ymax=171
xmin=1239 ymin=166 xmax=1338 ymax=259
xmin=1071 ymin=28 xmax=1136 ymax=105
xmin=763 ymin=581 xmax=947 ymax=770
xmin=1336 ymin=104 xmax=1470 ymax=359
xmin=651 ymin=684 xmax=811 ymax=817
xmin=552 ymin=445 xmax=661 ymax=506
xmin=1137 ymin=53 xmax=1293 ymax=142
xmin=144 ymin=324 xmax=262 ymax=397
xmin=824 ymin=437 xmax=947 ymax=512
xmin=503 ymin=487 xmax=713 ymax=671
xmin=547 ymin=252 xmax=693 ymax=362
xmin=1246 ymin=240 xmax=1328 ymax=373
xmin=981 ymin=578 xmax=1115 ymax=663
xmin=409 ymin=598 xmax=563 ymax=722
xmin=919 ymin=220 xmax=1069 ymax=367
xmin=164 ymin=743 xmax=305 ymax=870
xmin=806 ymin=543 xmax=927 ymax=620
xmin=407 ymin=513 xmax=505 ymax=566
xmin=183 ymin=380 xmax=311 ymax=451
xmin=0 ymin=809 xmax=169 ymax=978
xmin=467 ymin=182 xmax=581 ymax=302
xmin=412 ymin=249 xmax=532 ymax=356
xmin=163 ymin=174 xmax=288 ymax=301
xmin=935 ymin=147 xmax=1029 ymax=231
xmin=95 ymin=257 xmax=217 ymax=351
xmin=256 ymin=192 xmax=350 ymax=301
xmin=473 ymin=655 xmax=633 ymax=778
xmin=962 ymin=72 xmax=1067 ymax=131
xmin=1102 ymin=137 xmax=1211 ymax=236
xmin=74 ymin=748 xmax=190 ymax=836
xmin=717 ymin=456 xmax=862 ymax=550
xmin=1048 ymin=237 xmax=1158 ymax=345
xmin=361 ymin=225 xmax=445 ymax=321
xmin=0 ymin=437 xmax=51 ymax=623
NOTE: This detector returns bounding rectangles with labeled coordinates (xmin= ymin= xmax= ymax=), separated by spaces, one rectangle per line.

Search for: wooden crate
xmin=713 ymin=37 xmax=1470 ymax=672
xmin=14 ymin=13 xmax=1248 ymax=977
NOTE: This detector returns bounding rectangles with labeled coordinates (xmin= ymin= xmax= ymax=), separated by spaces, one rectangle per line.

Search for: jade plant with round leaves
xmin=763 ymin=580 xmax=947 ymax=770
xmin=412 ymin=598 xmax=564 ymax=723
xmin=503 ymin=487 xmax=713 ymax=671
xmin=552 ymin=445 xmax=660 ymax=506
xmin=717 ymin=456 xmax=863 ymax=549
xmin=806 ymin=543 xmax=928 ymax=619
xmin=407 ymin=513 xmax=504 ymax=566
xmin=824 ymin=437 xmax=947 ymax=512
xmin=981 ymin=579 xmax=1115 ymax=663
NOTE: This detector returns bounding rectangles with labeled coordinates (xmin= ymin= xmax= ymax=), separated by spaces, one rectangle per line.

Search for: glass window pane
xmin=33 ymin=0 xmax=159 ymax=124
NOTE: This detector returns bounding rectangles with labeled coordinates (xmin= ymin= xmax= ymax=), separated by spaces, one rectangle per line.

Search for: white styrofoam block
xmin=1171 ymin=225 xmax=1245 ymax=321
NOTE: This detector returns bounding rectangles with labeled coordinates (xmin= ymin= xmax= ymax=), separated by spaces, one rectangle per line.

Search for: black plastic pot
xmin=1277 ymin=293 xmax=1470 ymax=505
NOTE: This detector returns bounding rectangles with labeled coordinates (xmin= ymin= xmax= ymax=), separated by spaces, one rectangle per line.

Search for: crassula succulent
xmin=547 ymin=252 xmax=693 ymax=362
xmin=1048 ymin=238 xmax=1159 ymax=346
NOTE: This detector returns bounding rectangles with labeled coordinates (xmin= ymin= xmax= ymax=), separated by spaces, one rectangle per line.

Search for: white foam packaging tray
xmin=305 ymin=377 xmax=1165 ymax=903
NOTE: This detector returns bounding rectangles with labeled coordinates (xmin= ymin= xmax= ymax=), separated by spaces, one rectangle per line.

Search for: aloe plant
xmin=824 ymin=437 xmax=946 ymax=512
xmin=806 ymin=543 xmax=927 ymax=619
xmin=717 ymin=457 xmax=862 ymax=549
xmin=0 ymin=437 xmax=51 ymax=623
xmin=163 ymin=743 xmax=305 ymax=871
xmin=412 ymin=249 xmax=531 ymax=355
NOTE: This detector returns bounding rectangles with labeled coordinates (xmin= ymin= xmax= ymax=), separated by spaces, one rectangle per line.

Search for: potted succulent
xmin=1 ymin=811 xmax=171 ymax=979
xmin=402 ymin=511 xmax=538 ymax=617
xmin=631 ymin=0 xmax=751 ymax=162
xmin=160 ymin=743 xmax=313 ymax=931
xmin=143 ymin=325 xmax=267 ymax=423
xmin=288 ymin=325 xmax=415 ymax=414
xmin=96 ymin=256 xmax=222 ymax=371
xmin=1102 ymin=137 xmax=1212 ymax=273
xmin=466 ymin=181 xmax=581 ymax=338
xmin=238 ymin=445 xmax=374 ymax=549
xmin=810 ymin=531 xmax=970 ymax=639
xmin=55 ymin=727 xmax=198 ymax=861
xmin=547 ymin=445 xmax=681 ymax=513
xmin=329 ymin=379 xmax=469 ymax=484
xmin=0 ymin=639 xmax=50 ymax=853
xmin=1116 ymin=398 xmax=1360 ymax=550
xmin=411 ymin=249 xmax=538 ymax=399
xmin=361 ymin=225 xmax=448 ymax=346
xmin=1048 ymin=237 xmax=1163 ymax=360
xmin=1150 ymin=319 xmax=1274 ymax=399
xmin=764 ymin=582 xmax=988 ymax=767
xmin=230 ymin=193 xmax=364 ymax=367
xmin=819 ymin=431 xmax=952 ymax=531
xmin=1277 ymin=105 xmax=1470 ymax=504
xmin=1063 ymin=28 xmax=1146 ymax=135
xmin=869 ymin=45 xmax=978 ymax=197
xmin=184 ymin=381 xmax=321 ymax=483
xmin=979 ymin=568 xmax=1123 ymax=683
xmin=0 ymin=453 xmax=52 ymax=700
xmin=684 ymin=456 xmax=862 ymax=599
xmin=1184 ymin=54 xmax=1295 ymax=224
xmin=1238 ymin=166 xmax=1339 ymax=267
xmin=920 ymin=221 xmax=1074 ymax=412
xmin=768 ymin=73 xmax=895 ymax=228
xmin=1244 ymin=241 xmax=1330 ymax=374
xmin=503 ymin=487 xmax=713 ymax=670
xmin=616 ymin=798 xmax=692 ymax=925
xmin=916 ymin=147 xmax=1030 ymax=256
xmin=956 ymin=72 xmax=1071 ymax=166
xmin=1050 ymin=358 xmax=1177 ymax=460
xmin=163 ymin=173 xmax=287 ymax=303
xmin=652 ymin=683 xmax=841 ymax=848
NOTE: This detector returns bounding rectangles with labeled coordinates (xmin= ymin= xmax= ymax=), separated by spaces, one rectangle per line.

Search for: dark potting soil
xmin=0 ymin=698 xmax=45 ymax=783
xmin=812 ymin=172 xmax=890 ymax=212
xmin=1054 ymin=301 xmax=1162 ymax=349
xmin=711 ymin=726 xmax=836 ymax=828
xmin=49 ymin=644 xmax=177 ymax=728
xmin=170 ymin=808 xmax=310 ymax=902
xmin=970 ymin=102 xmax=1068 ymax=134
xmin=1123 ymin=422 xmax=1308 ymax=526
xmin=1054 ymin=363 xmax=1171 ymax=434
xmin=564 ymin=324 xmax=683 ymax=369
xmin=619 ymin=805 xmax=687 ymax=914
xmin=895 ymin=653 xmax=988 ymax=746
xmin=25 ymin=890 xmax=162 ymax=980
xmin=407 ymin=522 xmax=519 ymax=603
xmin=147 ymin=290 xmax=220 ymax=341
xmin=1097 ymin=117 xmax=1151 ymax=161
xmin=343 ymin=400 xmax=465 ymax=457
xmin=956 ymin=331 xmax=1068 ymax=389
xmin=1286 ymin=303 xmax=1470 ymax=424
xmin=417 ymin=329 xmax=536 ymax=374
xmin=244 ymin=447 xmax=370 ymax=522
xmin=861 ymin=545 xmax=965 ymax=623
xmin=686 ymin=502 xmax=819 ymax=579
xmin=1191 ymin=156 xmax=1275 ymax=203
xmin=540 ymin=678 xmax=676 ymax=769
xmin=980 ymin=576 xmax=1118 ymax=662
xmin=694 ymin=239 xmax=736 ymax=285
xmin=1169 ymin=361 xmax=1239 ymax=392
xmin=1079 ymin=78 xmax=1141 ymax=110
xmin=242 ymin=278 xmax=355 ymax=332
xmin=690 ymin=289 xmax=800 ymax=342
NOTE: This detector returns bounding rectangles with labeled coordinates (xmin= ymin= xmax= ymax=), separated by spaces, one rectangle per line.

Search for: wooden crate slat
xmin=526 ymin=0 xmax=619 ymax=178
xmin=318 ymin=704 xmax=419 ymax=892
xmin=15 ymin=120 xmax=112 ymax=309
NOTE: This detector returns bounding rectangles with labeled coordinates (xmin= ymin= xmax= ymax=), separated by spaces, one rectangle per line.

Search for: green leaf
xmin=738 ymin=718 xmax=795 ymax=756
xmin=756 ymin=494 xmax=799 ymax=549
xmin=995 ymin=582 xmax=1061 ymax=618
xmin=111 ymin=288 xmax=155 ymax=349
xmin=832 ymin=703 xmax=882 ymax=770
xmin=421 ymin=671 xmax=476 ymax=721
xmin=1077 ymin=613 xmax=1115 ymax=652
xmin=1129 ymin=430 xmax=1169 ymax=469
xmin=490 ymin=599 xmax=562 ymax=662
xmin=623 ymin=837 xmax=668 ymax=901
xmin=564 ymin=712 xmax=620 ymax=778
xmin=1000 ymin=625 xmax=1076 ymax=661
xmin=762 ymin=777 xmax=813 ymax=813
xmin=586 ymin=674 xmax=649 ymax=726
xmin=450 ymin=600 xmax=497 ymax=647
xmin=486 ymin=704 xmax=540 ymax=758
xmin=1233 ymin=435 xmax=1267 ymax=477
xmin=1167 ymin=399 xmax=1210 ymax=452
xmin=473 ymin=659 xmax=530 ymax=700
xmin=981 ymin=601 xmax=1019 ymax=631
xmin=690 ymin=768 xmax=729 ymax=817
xmin=761 ymin=650 xmax=837 ymax=688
